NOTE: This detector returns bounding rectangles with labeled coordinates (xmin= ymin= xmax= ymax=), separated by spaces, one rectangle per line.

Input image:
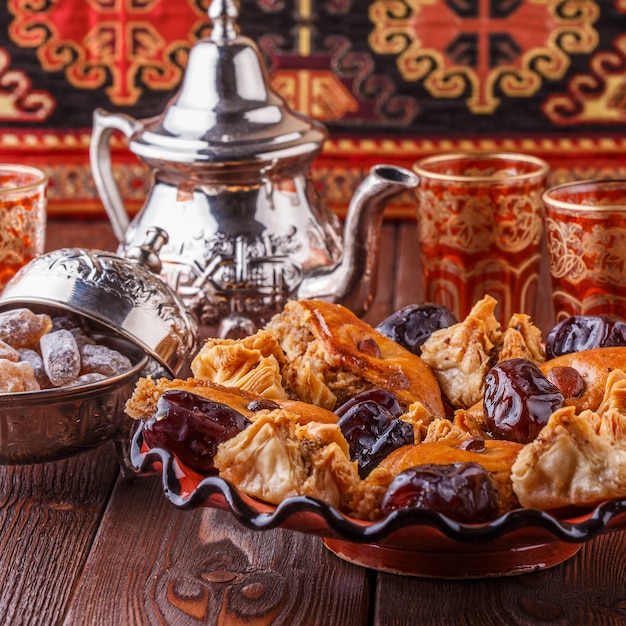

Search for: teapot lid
xmin=130 ymin=0 xmax=327 ymax=167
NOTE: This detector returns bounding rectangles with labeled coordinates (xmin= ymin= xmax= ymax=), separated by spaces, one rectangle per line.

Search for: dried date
xmin=335 ymin=388 xmax=402 ymax=419
xmin=484 ymin=358 xmax=564 ymax=443
xmin=546 ymin=315 xmax=626 ymax=358
xmin=336 ymin=390 xmax=413 ymax=478
xmin=376 ymin=303 xmax=457 ymax=355
xmin=381 ymin=462 xmax=500 ymax=523
xmin=143 ymin=389 xmax=251 ymax=473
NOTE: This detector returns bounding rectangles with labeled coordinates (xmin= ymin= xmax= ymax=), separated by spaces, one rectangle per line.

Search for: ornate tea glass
xmin=543 ymin=179 xmax=626 ymax=322
xmin=0 ymin=164 xmax=47 ymax=290
xmin=413 ymin=153 xmax=549 ymax=326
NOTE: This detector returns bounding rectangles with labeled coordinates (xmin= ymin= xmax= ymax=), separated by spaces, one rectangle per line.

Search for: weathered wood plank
xmin=46 ymin=219 xmax=118 ymax=252
xmin=372 ymin=533 xmax=626 ymax=626
xmin=0 ymin=444 xmax=120 ymax=626
xmin=395 ymin=221 xmax=424 ymax=311
xmin=66 ymin=476 xmax=371 ymax=625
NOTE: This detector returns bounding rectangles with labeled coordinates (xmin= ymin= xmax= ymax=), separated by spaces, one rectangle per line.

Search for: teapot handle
xmin=90 ymin=108 xmax=143 ymax=243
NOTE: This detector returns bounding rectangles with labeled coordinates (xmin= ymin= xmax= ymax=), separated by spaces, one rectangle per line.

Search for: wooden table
xmin=2 ymin=219 xmax=626 ymax=626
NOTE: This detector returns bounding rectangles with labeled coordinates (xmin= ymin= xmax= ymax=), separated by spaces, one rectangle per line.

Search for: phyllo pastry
xmin=125 ymin=376 xmax=339 ymax=425
xmin=190 ymin=329 xmax=288 ymax=399
xmin=420 ymin=295 xmax=545 ymax=410
xmin=214 ymin=411 xmax=358 ymax=509
xmin=264 ymin=299 xmax=446 ymax=417
xmin=126 ymin=375 xmax=359 ymax=509
xmin=512 ymin=371 xmax=626 ymax=511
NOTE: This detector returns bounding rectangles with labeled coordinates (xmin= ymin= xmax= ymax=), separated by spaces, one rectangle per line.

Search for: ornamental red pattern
xmin=8 ymin=0 xmax=207 ymax=106
xmin=543 ymin=33 xmax=626 ymax=124
xmin=0 ymin=47 xmax=54 ymax=121
xmin=1 ymin=0 xmax=626 ymax=218
xmin=369 ymin=0 xmax=600 ymax=114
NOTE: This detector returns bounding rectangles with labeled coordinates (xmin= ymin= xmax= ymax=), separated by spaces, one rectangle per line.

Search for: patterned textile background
xmin=2 ymin=0 xmax=626 ymax=218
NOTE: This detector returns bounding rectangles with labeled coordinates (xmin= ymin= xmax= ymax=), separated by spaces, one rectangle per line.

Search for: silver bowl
xmin=0 ymin=233 xmax=200 ymax=468
xmin=0 ymin=331 xmax=147 ymax=465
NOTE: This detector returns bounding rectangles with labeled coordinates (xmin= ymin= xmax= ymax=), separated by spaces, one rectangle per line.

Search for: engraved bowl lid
xmin=0 ymin=228 xmax=199 ymax=378
xmin=128 ymin=0 xmax=327 ymax=170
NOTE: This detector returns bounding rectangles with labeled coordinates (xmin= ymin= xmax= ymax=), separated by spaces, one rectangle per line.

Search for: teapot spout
xmin=297 ymin=164 xmax=418 ymax=317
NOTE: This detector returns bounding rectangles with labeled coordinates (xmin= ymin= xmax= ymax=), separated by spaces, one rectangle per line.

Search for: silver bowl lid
xmin=0 ymin=228 xmax=199 ymax=378
xmin=128 ymin=0 xmax=327 ymax=167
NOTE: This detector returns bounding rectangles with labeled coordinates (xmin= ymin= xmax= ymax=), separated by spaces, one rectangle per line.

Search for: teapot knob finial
xmin=208 ymin=0 xmax=240 ymax=41
xmin=125 ymin=227 xmax=169 ymax=275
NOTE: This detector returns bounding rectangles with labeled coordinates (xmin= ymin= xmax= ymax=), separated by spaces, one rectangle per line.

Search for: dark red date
xmin=546 ymin=314 xmax=626 ymax=359
xmin=376 ymin=303 xmax=458 ymax=355
xmin=143 ymin=389 xmax=251 ymax=473
xmin=335 ymin=388 xmax=403 ymax=419
xmin=336 ymin=391 xmax=413 ymax=478
xmin=380 ymin=462 xmax=500 ymax=523
xmin=484 ymin=358 xmax=564 ymax=443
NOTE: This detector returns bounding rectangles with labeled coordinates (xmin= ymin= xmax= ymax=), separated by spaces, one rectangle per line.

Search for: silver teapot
xmin=90 ymin=0 xmax=417 ymax=336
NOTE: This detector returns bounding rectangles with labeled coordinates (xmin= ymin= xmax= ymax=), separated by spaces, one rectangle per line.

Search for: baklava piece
xmin=191 ymin=329 xmax=288 ymax=399
xmin=125 ymin=376 xmax=340 ymax=425
xmin=420 ymin=295 xmax=502 ymax=409
xmin=265 ymin=299 xmax=446 ymax=418
xmin=512 ymin=371 xmax=626 ymax=511
xmin=214 ymin=410 xmax=359 ymax=509
xmin=498 ymin=313 xmax=545 ymax=364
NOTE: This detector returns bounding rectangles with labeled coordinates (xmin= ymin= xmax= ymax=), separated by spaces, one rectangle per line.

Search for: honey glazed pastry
xmin=128 ymin=297 xmax=626 ymax=521
xmin=192 ymin=299 xmax=446 ymax=418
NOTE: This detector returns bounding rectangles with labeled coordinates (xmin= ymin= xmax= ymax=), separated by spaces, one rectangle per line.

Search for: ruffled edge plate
xmin=130 ymin=421 xmax=626 ymax=578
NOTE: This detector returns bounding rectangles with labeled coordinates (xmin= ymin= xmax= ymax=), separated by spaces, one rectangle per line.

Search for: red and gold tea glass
xmin=0 ymin=165 xmax=47 ymax=290
xmin=413 ymin=153 xmax=549 ymax=327
xmin=543 ymin=179 xmax=626 ymax=322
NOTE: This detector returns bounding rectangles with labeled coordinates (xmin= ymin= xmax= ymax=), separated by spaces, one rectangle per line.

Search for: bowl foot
xmin=322 ymin=537 xmax=583 ymax=578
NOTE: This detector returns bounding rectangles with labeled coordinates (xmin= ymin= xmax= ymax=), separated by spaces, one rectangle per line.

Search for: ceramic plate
xmin=130 ymin=422 xmax=626 ymax=578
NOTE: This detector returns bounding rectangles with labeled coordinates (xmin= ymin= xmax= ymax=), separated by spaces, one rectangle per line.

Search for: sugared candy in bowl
xmin=0 ymin=233 xmax=199 ymax=467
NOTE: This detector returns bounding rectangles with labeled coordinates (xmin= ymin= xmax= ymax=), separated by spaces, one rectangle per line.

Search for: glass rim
xmin=0 ymin=164 xmax=48 ymax=194
xmin=542 ymin=178 xmax=626 ymax=212
xmin=413 ymin=152 xmax=549 ymax=183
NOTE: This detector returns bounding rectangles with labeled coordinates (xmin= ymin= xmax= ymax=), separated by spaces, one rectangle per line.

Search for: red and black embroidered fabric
xmin=1 ymin=1 xmax=626 ymax=217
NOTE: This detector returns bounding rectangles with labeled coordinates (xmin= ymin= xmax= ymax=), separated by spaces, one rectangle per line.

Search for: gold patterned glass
xmin=0 ymin=165 xmax=47 ymax=291
xmin=413 ymin=153 xmax=549 ymax=326
xmin=543 ymin=179 xmax=626 ymax=322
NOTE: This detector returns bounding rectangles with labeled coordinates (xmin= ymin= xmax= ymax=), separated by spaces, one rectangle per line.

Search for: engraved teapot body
xmin=89 ymin=0 xmax=417 ymax=334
